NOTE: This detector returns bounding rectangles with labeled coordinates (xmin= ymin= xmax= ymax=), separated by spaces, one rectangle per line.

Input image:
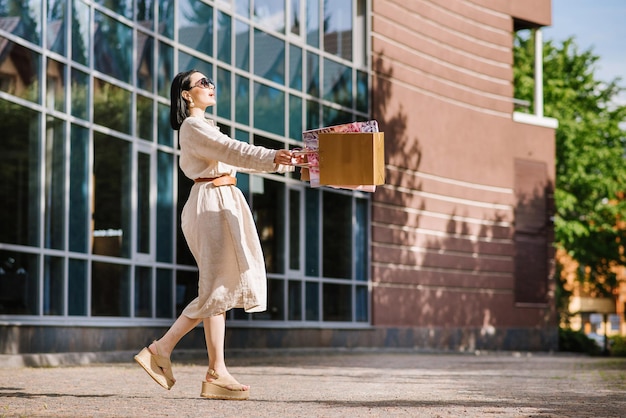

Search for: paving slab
xmin=1 ymin=351 xmax=625 ymax=417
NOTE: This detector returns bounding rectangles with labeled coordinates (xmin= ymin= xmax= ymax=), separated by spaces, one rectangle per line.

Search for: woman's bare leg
xmin=148 ymin=314 xmax=202 ymax=378
xmin=203 ymin=313 xmax=249 ymax=390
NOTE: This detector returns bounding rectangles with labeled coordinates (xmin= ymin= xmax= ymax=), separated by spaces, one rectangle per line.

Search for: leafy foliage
xmin=514 ymin=32 xmax=626 ymax=297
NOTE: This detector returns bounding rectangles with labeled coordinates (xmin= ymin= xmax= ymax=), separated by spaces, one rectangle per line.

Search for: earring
xmin=189 ymin=100 xmax=195 ymax=108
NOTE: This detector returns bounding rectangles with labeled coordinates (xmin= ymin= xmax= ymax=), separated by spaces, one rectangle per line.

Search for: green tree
xmin=514 ymin=32 xmax=626 ymax=297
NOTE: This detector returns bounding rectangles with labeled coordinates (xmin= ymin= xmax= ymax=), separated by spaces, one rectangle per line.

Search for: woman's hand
xmin=274 ymin=149 xmax=293 ymax=165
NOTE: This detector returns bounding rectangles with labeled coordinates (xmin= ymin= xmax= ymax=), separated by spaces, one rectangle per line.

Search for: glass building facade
xmin=0 ymin=0 xmax=371 ymax=329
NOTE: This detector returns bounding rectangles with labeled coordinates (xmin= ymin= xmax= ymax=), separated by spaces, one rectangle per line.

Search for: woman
xmin=134 ymin=70 xmax=294 ymax=400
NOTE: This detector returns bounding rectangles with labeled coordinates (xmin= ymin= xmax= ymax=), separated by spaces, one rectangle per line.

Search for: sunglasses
xmin=190 ymin=77 xmax=215 ymax=89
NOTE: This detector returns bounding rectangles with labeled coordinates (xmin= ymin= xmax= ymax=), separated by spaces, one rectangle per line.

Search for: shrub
xmin=609 ymin=335 xmax=626 ymax=357
xmin=559 ymin=328 xmax=602 ymax=355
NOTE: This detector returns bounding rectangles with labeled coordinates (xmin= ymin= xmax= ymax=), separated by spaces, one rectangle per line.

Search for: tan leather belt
xmin=194 ymin=175 xmax=237 ymax=187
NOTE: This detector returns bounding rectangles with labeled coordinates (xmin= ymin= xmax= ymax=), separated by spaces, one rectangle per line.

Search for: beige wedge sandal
xmin=134 ymin=341 xmax=176 ymax=390
xmin=200 ymin=369 xmax=249 ymax=400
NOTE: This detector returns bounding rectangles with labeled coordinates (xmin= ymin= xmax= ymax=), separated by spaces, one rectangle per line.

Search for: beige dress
xmin=178 ymin=116 xmax=290 ymax=318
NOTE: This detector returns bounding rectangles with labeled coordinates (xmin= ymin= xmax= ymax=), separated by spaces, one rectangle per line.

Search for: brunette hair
xmin=169 ymin=69 xmax=198 ymax=130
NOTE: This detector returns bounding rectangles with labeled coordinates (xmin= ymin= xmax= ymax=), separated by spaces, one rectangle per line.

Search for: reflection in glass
xmin=306 ymin=51 xmax=319 ymax=97
xmin=177 ymin=0 xmax=213 ymax=55
xmin=356 ymin=70 xmax=368 ymax=113
xmin=93 ymin=78 xmax=131 ymax=134
xmin=305 ymin=281 xmax=319 ymax=320
xmin=323 ymin=283 xmax=351 ymax=321
xmin=217 ymin=11 xmax=232 ymax=64
xmin=137 ymin=152 xmax=151 ymax=254
xmin=235 ymin=75 xmax=249 ymax=125
xmin=158 ymin=0 xmax=174 ymax=38
xmin=69 ymin=125 xmax=89 ymax=253
xmin=253 ymin=0 xmax=285 ymax=33
xmin=323 ymin=191 xmax=351 ymax=279
xmin=157 ymin=151 xmax=174 ymax=262
xmin=323 ymin=0 xmax=352 ymax=60
xmin=94 ymin=11 xmax=132 ymax=83
xmin=0 ymin=251 xmax=39 ymax=315
xmin=356 ymin=285 xmax=368 ymax=322
xmin=137 ymin=0 xmax=155 ymax=31
xmin=252 ymin=178 xmax=285 ymax=274
xmin=92 ymin=133 xmax=131 ymax=258
xmin=45 ymin=117 xmax=66 ymax=250
xmin=71 ymin=68 xmax=89 ymax=120
xmin=0 ymin=38 xmax=41 ymax=103
xmin=44 ymin=256 xmax=64 ymax=315
xmin=46 ymin=58 xmax=66 ymax=111
xmin=217 ymin=67 xmax=231 ymax=119
xmin=178 ymin=52 xmax=212 ymax=83
xmin=304 ymin=188 xmax=319 ymax=276
xmin=288 ymin=280 xmax=302 ymax=320
xmin=253 ymin=82 xmax=284 ymax=136
xmin=289 ymin=45 xmax=302 ymax=90
xmin=158 ymin=41 xmax=173 ymax=97
xmin=157 ymin=102 xmax=172 ymax=147
xmin=137 ymin=94 xmax=153 ymax=140
xmin=236 ymin=0 xmax=250 ymax=17
xmin=156 ymin=269 xmax=173 ymax=318
xmin=355 ymin=198 xmax=368 ymax=281
xmin=289 ymin=94 xmax=302 ymax=140
xmin=92 ymin=261 xmax=130 ymax=316
xmin=323 ymin=105 xmax=352 ymax=127
xmin=94 ymin=0 xmax=133 ymax=19
xmin=235 ymin=20 xmax=250 ymax=71
xmin=290 ymin=0 xmax=300 ymax=35
xmin=134 ymin=266 xmax=152 ymax=317
xmin=306 ymin=0 xmax=319 ymax=47
xmin=254 ymin=30 xmax=285 ymax=84
xmin=323 ymin=58 xmax=352 ymax=107
xmin=289 ymin=189 xmax=301 ymax=270
xmin=306 ymin=99 xmax=319 ymax=130
xmin=0 ymin=0 xmax=41 ymax=45
xmin=136 ymin=32 xmax=154 ymax=91
xmin=71 ymin=0 xmax=89 ymax=65
xmin=0 ymin=102 xmax=40 ymax=246
xmin=47 ymin=0 xmax=66 ymax=55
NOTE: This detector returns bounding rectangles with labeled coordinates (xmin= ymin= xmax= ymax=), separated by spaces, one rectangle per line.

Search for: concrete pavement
xmin=1 ymin=350 xmax=625 ymax=417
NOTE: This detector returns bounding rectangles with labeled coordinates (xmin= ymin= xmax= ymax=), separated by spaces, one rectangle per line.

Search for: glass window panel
xmin=323 ymin=105 xmax=352 ymax=127
xmin=158 ymin=0 xmax=174 ymax=39
xmin=252 ymin=178 xmax=285 ymax=274
xmin=323 ymin=283 xmax=351 ymax=321
xmin=356 ymin=70 xmax=368 ymax=113
xmin=136 ymin=0 xmax=155 ymax=31
xmin=93 ymin=78 xmax=131 ymax=134
xmin=134 ymin=266 xmax=152 ymax=317
xmin=323 ymin=58 xmax=352 ymax=107
xmin=356 ymin=285 xmax=368 ymax=322
xmin=47 ymin=0 xmax=67 ymax=55
xmin=157 ymin=102 xmax=172 ymax=146
xmin=94 ymin=0 xmax=133 ymax=19
xmin=305 ymin=281 xmax=319 ymax=321
xmin=156 ymin=268 xmax=173 ymax=318
xmin=217 ymin=11 xmax=232 ymax=64
xmin=43 ymin=255 xmax=64 ymax=316
xmin=253 ymin=0 xmax=285 ymax=33
xmin=137 ymin=152 xmax=151 ymax=254
xmin=289 ymin=189 xmax=301 ymax=270
xmin=254 ymin=279 xmax=284 ymax=320
xmin=306 ymin=0 xmax=320 ymax=47
xmin=237 ymin=172 xmax=250 ymax=201
xmin=289 ymin=95 xmax=302 ymax=140
xmin=44 ymin=117 xmax=66 ymax=250
xmin=46 ymin=58 xmax=66 ymax=111
xmin=137 ymin=94 xmax=153 ymax=141
xmin=136 ymin=32 xmax=154 ymax=91
xmin=217 ymin=67 xmax=231 ymax=119
xmin=176 ymin=171 xmax=195 ymax=266
xmin=323 ymin=0 xmax=352 ymax=60
xmin=91 ymin=261 xmax=130 ymax=316
xmin=288 ymin=280 xmax=302 ymax=320
xmin=69 ymin=124 xmax=89 ymax=253
xmin=290 ymin=0 xmax=301 ymax=35
xmin=178 ymin=52 xmax=213 ymax=83
xmin=0 ymin=38 xmax=41 ymax=103
xmin=158 ymin=41 xmax=173 ymax=97
xmin=254 ymin=30 xmax=285 ymax=84
xmin=235 ymin=20 xmax=250 ymax=71
xmin=253 ymin=82 xmax=284 ymax=136
xmin=306 ymin=52 xmax=319 ymax=97
xmin=289 ymin=45 xmax=302 ymax=90
xmin=0 ymin=251 xmax=39 ymax=315
xmin=71 ymin=68 xmax=89 ymax=120
xmin=323 ymin=191 xmax=351 ymax=279
xmin=1 ymin=0 xmax=41 ymax=45
xmin=71 ymin=0 xmax=89 ymax=65
xmin=304 ymin=188 xmax=319 ymax=276
xmin=92 ymin=133 xmax=132 ymax=258
xmin=176 ymin=270 xmax=197 ymax=316
xmin=157 ymin=151 xmax=174 ymax=263
xmin=0 ymin=102 xmax=40 ymax=246
xmin=236 ymin=0 xmax=250 ymax=17
xmin=355 ymin=198 xmax=368 ymax=281
xmin=235 ymin=75 xmax=249 ymax=125
xmin=178 ymin=0 xmax=213 ymax=55
xmin=306 ymin=99 xmax=319 ymax=130
xmin=93 ymin=11 xmax=132 ymax=83
xmin=68 ymin=258 xmax=87 ymax=315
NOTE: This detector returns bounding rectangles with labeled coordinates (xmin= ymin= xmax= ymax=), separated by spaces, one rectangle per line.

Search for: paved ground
xmin=1 ymin=350 xmax=625 ymax=417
